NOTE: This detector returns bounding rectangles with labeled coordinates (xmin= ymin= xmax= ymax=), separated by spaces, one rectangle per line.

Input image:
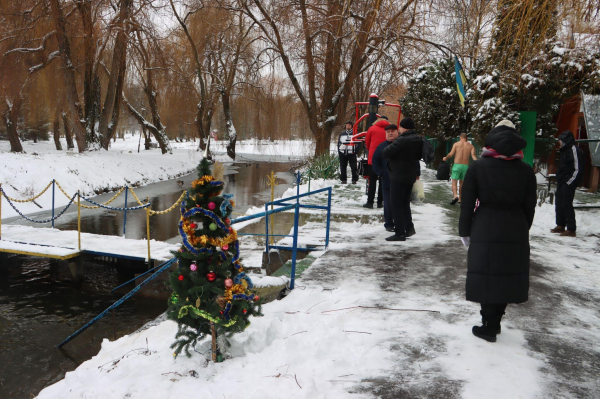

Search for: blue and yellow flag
xmin=454 ymin=56 xmax=467 ymax=107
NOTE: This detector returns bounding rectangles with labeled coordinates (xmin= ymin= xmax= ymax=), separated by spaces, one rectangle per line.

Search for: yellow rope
xmin=128 ymin=186 xmax=147 ymax=207
xmin=149 ymin=191 xmax=188 ymax=215
xmin=55 ymin=181 xmax=126 ymax=209
xmin=2 ymin=181 xmax=53 ymax=203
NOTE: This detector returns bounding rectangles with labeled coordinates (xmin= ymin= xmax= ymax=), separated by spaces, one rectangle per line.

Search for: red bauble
xmin=208 ymin=202 xmax=216 ymax=210
xmin=220 ymin=311 xmax=224 ymax=315
xmin=178 ymin=275 xmax=184 ymax=281
xmin=190 ymin=223 xmax=197 ymax=229
xmin=242 ymin=309 xmax=247 ymax=314
xmin=224 ymin=278 xmax=233 ymax=288
xmin=225 ymin=218 xmax=231 ymax=225
xmin=254 ymin=295 xmax=260 ymax=302
xmin=196 ymin=205 xmax=200 ymax=208
xmin=206 ymin=272 xmax=217 ymax=282
xmin=222 ymin=244 xmax=229 ymax=251
xmin=229 ymin=227 xmax=234 ymax=233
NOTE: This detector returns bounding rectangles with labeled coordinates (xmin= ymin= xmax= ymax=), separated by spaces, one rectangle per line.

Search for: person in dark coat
xmin=337 ymin=121 xmax=359 ymax=184
xmin=382 ymin=118 xmax=423 ymax=241
xmin=372 ymin=126 xmax=398 ymax=232
xmin=551 ymin=130 xmax=584 ymax=237
xmin=459 ymin=120 xmax=537 ymax=343
xmin=363 ymin=117 xmax=388 ymax=208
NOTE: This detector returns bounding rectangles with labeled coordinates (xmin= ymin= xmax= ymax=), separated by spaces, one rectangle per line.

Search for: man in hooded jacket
xmin=551 ymin=130 xmax=584 ymax=237
xmin=459 ymin=120 xmax=537 ymax=342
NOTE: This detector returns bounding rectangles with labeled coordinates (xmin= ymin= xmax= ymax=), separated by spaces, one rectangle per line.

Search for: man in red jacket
xmin=363 ymin=116 xmax=389 ymax=208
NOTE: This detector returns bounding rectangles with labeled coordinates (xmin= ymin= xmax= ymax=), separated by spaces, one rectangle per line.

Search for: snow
xmin=1 ymin=225 xmax=178 ymax=261
xmin=23 ymin=163 xmax=600 ymax=398
xmin=0 ymin=136 xmax=317 ymax=220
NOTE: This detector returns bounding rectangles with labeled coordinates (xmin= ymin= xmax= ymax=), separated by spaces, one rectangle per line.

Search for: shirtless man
xmin=443 ymin=133 xmax=477 ymax=205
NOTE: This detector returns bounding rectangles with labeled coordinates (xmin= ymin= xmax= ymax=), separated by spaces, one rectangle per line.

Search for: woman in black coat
xmin=459 ymin=120 xmax=537 ymax=342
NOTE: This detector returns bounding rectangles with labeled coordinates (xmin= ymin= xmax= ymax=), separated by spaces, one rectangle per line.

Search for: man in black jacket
xmin=552 ymin=130 xmax=584 ymax=237
xmin=382 ymin=118 xmax=423 ymax=241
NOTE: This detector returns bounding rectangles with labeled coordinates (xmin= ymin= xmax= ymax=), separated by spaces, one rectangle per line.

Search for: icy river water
xmin=0 ymin=159 xmax=298 ymax=398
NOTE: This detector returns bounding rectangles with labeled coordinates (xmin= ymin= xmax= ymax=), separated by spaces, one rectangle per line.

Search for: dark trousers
xmin=367 ymin=165 xmax=383 ymax=204
xmin=339 ymin=153 xmax=358 ymax=182
xmin=480 ymin=303 xmax=507 ymax=323
xmin=555 ymin=183 xmax=577 ymax=231
xmin=382 ymin=185 xmax=393 ymax=229
xmin=390 ymin=180 xmax=414 ymax=236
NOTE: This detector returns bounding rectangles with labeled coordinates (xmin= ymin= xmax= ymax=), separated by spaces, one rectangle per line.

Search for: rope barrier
xmin=79 ymin=194 xmax=150 ymax=211
xmin=0 ymin=187 xmax=77 ymax=223
xmin=149 ymin=191 xmax=187 ymax=215
xmin=128 ymin=186 xmax=147 ymax=207
xmin=1 ymin=181 xmax=53 ymax=203
xmin=55 ymin=181 xmax=126 ymax=209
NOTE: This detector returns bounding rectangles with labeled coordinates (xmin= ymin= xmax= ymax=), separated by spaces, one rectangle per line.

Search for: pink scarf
xmin=481 ymin=147 xmax=524 ymax=160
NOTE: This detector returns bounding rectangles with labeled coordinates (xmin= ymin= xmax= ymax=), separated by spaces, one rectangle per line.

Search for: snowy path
xmin=36 ymin=169 xmax=600 ymax=399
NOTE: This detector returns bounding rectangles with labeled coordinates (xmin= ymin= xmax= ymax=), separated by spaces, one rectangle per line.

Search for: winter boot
xmin=377 ymin=202 xmax=383 ymax=208
xmin=385 ymin=234 xmax=406 ymax=242
xmin=362 ymin=202 xmax=374 ymax=209
xmin=340 ymin=181 xmax=347 ymax=184
xmin=472 ymin=319 xmax=500 ymax=343
xmin=481 ymin=311 xmax=501 ymax=334
xmin=560 ymin=230 xmax=576 ymax=237
xmin=550 ymin=226 xmax=565 ymax=233
xmin=405 ymin=226 xmax=416 ymax=238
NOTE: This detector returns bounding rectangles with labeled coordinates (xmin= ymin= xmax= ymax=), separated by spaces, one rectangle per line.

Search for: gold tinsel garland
xmin=181 ymin=216 xmax=238 ymax=248
xmin=192 ymin=175 xmax=215 ymax=188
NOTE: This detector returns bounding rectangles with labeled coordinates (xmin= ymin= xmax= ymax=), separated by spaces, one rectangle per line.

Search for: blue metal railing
xmin=231 ymin=172 xmax=332 ymax=290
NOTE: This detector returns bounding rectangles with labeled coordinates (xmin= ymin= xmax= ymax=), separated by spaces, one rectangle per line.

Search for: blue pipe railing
xmin=57 ymin=258 xmax=177 ymax=348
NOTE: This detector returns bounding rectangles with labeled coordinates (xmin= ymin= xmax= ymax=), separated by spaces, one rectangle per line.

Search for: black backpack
xmin=436 ymin=161 xmax=451 ymax=181
xmin=421 ymin=138 xmax=435 ymax=164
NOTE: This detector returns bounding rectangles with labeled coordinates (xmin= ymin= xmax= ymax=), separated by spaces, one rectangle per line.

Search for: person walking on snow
xmin=551 ymin=130 xmax=584 ymax=237
xmin=363 ymin=116 xmax=389 ymax=208
xmin=372 ymin=124 xmax=398 ymax=232
xmin=459 ymin=120 xmax=537 ymax=343
xmin=382 ymin=118 xmax=422 ymax=241
xmin=443 ymin=133 xmax=477 ymax=205
xmin=338 ymin=121 xmax=359 ymax=184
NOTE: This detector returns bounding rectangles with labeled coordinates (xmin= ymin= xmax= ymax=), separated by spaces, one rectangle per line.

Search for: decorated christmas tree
xmin=167 ymin=159 xmax=262 ymax=360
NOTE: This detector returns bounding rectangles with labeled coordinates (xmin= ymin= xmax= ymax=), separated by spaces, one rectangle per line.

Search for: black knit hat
xmin=399 ymin=117 xmax=415 ymax=130
xmin=384 ymin=124 xmax=398 ymax=131
xmin=345 ymin=121 xmax=353 ymax=127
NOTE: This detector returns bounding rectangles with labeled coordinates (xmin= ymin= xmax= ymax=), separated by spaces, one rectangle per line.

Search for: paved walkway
xmin=301 ymin=172 xmax=600 ymax=398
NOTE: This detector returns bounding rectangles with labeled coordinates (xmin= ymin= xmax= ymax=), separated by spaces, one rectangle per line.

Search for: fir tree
xmin=402 ymin=57 xmax=470 ymax=141
xmin=167 ymin=159 xmax=262 ymax=360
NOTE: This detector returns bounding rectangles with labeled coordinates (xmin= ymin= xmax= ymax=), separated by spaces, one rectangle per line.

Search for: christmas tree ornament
xmin=225 ymin=218 xmax=231 ymax=225
xmin=208 ymin=202 xmax=216 ymax=210
xmin=190 ymin=222 xmax=197 ymax=229
xmin=222 ymin=244 xmax=229 ymax=251
xmin=215 ymin=247 xmax=221 ymax=253
xmin=196 ymin=298 xmax=201 ymax=307
xmin=254 ymin=295 xmax=260 ymax=302
xmin=229 ymin=227 xmax=234 ymax=233
xmin=224 ymin=278 xmax=233 ymax=288
xmin=207 ymin=272 xmax=217 ymax=281
xmin=243 ymin=309 xmax=247 ymax=314
xmin=178 ymin=275 xmax=184 ymax=281
xmin=190 ymin=263 xmax=198 ymax=271
xmin=209 ymin=223 xmax=217 ymax=231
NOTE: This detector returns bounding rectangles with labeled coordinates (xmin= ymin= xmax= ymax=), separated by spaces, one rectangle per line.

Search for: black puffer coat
xmin=459 ymin=126 xmax=537 ymax=304
xmin=556 ymin=130 xmax=584 ymax=186
xmin=382 ymin=129 xmax=423 ymax=184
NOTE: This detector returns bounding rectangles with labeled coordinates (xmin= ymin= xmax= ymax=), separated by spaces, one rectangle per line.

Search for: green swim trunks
xmin=451 ymin=163 xmax=468 ymax=180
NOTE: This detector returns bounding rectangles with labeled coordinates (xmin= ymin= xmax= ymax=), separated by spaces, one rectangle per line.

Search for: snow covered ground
xmin=0 ymin=136 xmax=317 ymax=220
xmin=35 ymin=168 xmax=600 ymax=398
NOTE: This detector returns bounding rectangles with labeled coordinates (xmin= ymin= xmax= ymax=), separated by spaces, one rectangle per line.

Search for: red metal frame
xmin=352 ymin=100 xmax=402 ymax=139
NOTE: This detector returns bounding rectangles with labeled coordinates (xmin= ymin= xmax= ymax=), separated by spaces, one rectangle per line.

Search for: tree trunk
xmin=124 ymin=99 xmax=171 ymax=154
xmin=3 ymin=97 xmax=24 ymax=153
xmin=98 ymin=0 xmax=132 ymax=144
xmin=314 ymin=127 xmax=332 ymax=157
xmin=143 ymin=126 xmax=151 ymax=150
xmin=48 ymin=0 xmax=89 ymax=152
xmin=222 ymin=92 xmax=237 ymax=160
xmin=53 ymin=111 xmax=62 ymax=150
xmin=61 ymin=112 xmax=74 ymax=149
